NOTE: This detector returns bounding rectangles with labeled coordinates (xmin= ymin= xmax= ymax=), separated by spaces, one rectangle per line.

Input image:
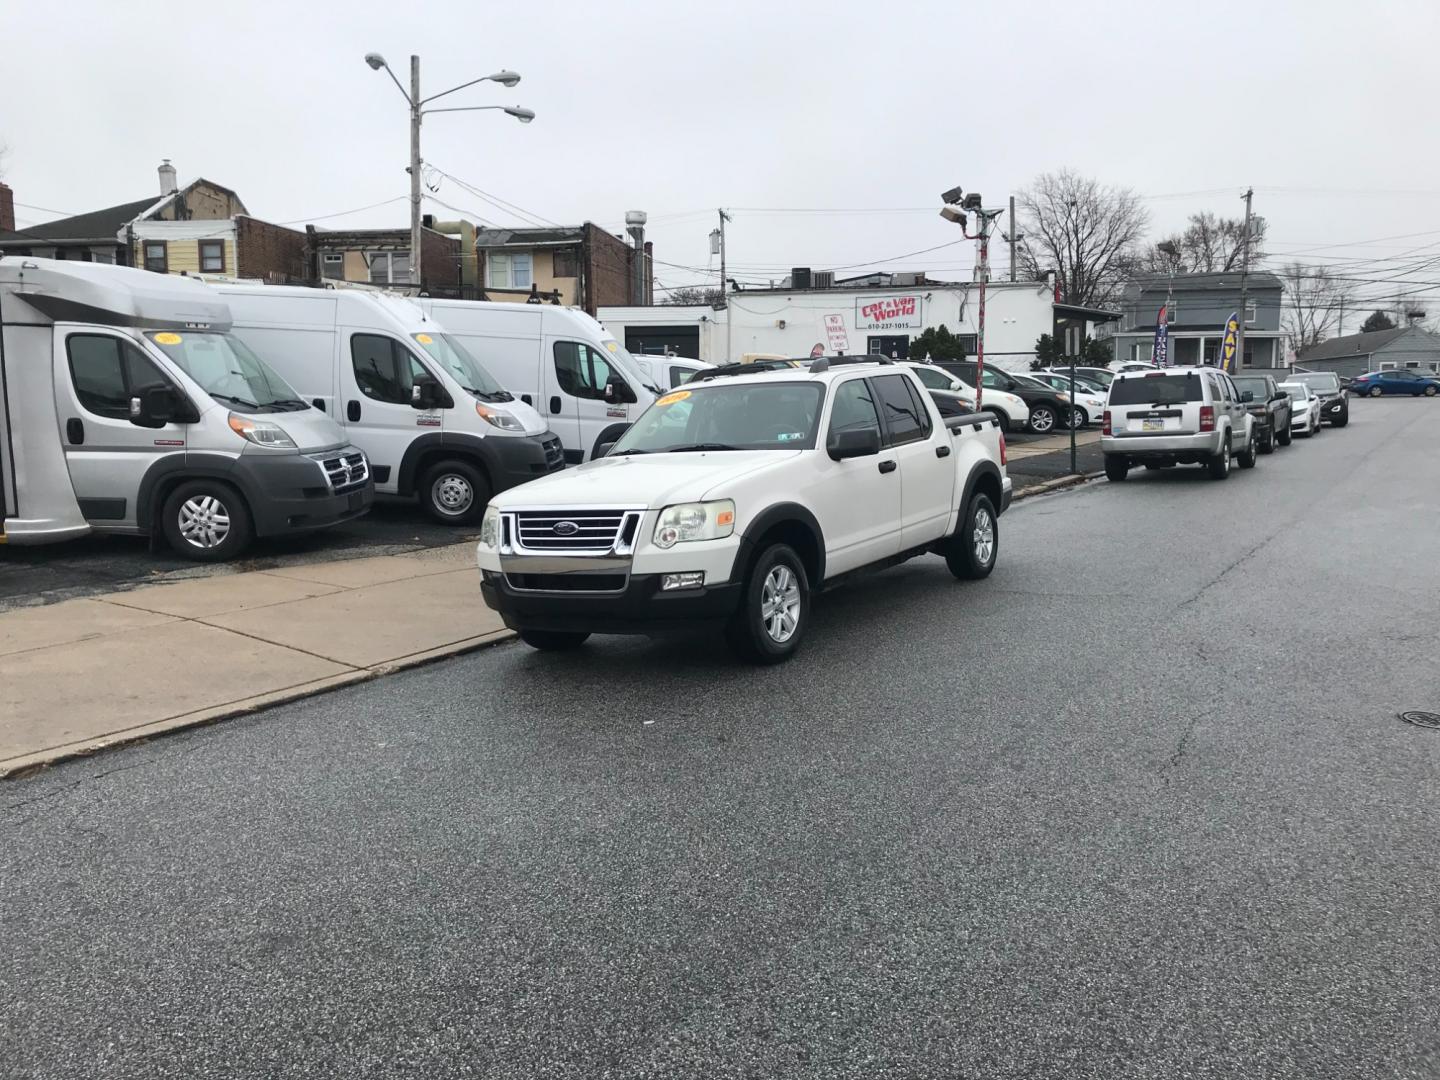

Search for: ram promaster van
xmin=0 ymin=258 xmax=371 ymax=560
xmin=217 ymin=285 xmax=563 ymax=524
xmin=414 ymin=299 xmax=662 ymax=464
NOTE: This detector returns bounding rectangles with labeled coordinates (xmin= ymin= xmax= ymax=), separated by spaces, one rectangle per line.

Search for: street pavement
xmin=4 ymin=399 xmax=1438 ymax=1079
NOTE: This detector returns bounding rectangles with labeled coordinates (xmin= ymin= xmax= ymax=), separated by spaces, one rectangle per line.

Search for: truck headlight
xmin=227 ymin=413 xmax=296 ymax=449
xmin=479 ymin=505 xmax=501 ymax=548
xmin=653 ymin=500 xmax=735 ymax=549
xmin=475 ymin=402 xmax=525 ymax=431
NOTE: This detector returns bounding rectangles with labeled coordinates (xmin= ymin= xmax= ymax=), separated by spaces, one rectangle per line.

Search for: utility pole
xmin=1008 ymin=195 xmax=1017 ymax=282
xmin=409 ymin=56 xmax=423 ymax=288
xmin=718 ymin=209 xmax=731 ymax=361
xmin=1235 ymin=187 xmax=1253 ymax=370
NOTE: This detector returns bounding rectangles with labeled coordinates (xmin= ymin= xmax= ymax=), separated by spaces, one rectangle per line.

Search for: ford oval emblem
xmin=553 ymin=520 xmax=580 ymax=537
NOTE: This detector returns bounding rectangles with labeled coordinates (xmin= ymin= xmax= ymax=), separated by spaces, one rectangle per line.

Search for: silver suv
xmin=1101 ymin=367 xmax=1258 ymax=481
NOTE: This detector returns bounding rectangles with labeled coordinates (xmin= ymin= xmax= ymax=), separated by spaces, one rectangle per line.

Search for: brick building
xmin=471 ymin=223 xmax=650 ymax=313
xmin=307 ymin=226 xmax=460 ymax=291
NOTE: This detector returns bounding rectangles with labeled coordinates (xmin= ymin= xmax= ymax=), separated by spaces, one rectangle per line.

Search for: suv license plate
xmin=1142 ymin=419 xmax=1164 ymax=431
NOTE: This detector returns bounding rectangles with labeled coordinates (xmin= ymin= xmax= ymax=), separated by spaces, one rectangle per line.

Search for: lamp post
xmin=940 ymin=186 xmax=1002 ymax=412
xmin=364 ymin=53 xmax=532 ymax=288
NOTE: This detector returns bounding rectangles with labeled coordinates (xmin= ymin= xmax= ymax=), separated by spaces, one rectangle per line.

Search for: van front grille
xmin=317 ymin=451 xmax=370 ymax=494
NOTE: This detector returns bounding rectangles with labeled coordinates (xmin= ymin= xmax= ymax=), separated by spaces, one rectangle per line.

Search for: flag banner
xmin=1220 ymin=312 xmax=1240 ymax=371
xmin=1152 ymin=304 xmax=1169 ymax=367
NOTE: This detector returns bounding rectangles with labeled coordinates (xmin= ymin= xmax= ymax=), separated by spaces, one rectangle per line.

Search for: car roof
xmin=691 ymin=357 xmax=905 ymax=388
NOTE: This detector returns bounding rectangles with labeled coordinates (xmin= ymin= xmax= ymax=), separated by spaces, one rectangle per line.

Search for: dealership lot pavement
xmin=4 ymin=400 xmax=1438 ymax=1078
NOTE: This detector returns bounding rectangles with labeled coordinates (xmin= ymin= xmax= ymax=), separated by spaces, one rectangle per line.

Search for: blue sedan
xmin=1349 ymin=370 xmax=1440 ymax=397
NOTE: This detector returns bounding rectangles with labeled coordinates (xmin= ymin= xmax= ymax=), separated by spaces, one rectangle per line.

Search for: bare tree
xmin=662 ymin=286 xmax=722 ymax=306
xmin=1016 ymin=169 xmax=1149 ymax=307
xmin=1280 ymin=262 xmax=1352 ymax=351
xmin=1143 ymin=212 xmax=1267 ymax=274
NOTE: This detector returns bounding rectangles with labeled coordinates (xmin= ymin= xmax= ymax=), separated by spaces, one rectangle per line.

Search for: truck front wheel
xmin=944 ymin=492 xmax=998 ymax=580
xmin=725 ymin=543 xmax=809 ymax=664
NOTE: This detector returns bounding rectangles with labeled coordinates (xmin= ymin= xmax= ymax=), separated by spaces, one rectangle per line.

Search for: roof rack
xmin=696 ymin=358 xmax=806 ymax=382
xmin=808 ymin=354 xmax=894 ymax=373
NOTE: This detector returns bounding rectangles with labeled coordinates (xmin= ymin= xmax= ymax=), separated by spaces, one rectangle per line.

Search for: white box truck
xmin=0 ymin=258 xmax=372 ymax=560
xmin=216 ymin=285 xmax=564 ymax=525
xmin=414 ymin=299 xmax=662 ymax=464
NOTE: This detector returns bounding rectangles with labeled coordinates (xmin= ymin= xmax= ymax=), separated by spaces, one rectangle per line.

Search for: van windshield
xmin=145 ymin=331 xmax=309 ymax=413
xmin=412 ymin=332 xmax=511 ymax=402
xmin=600 ymin=338 xmax=663 ymax=395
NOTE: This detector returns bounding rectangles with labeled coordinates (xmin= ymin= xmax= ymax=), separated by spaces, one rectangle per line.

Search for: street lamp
xmin=364 ymin=53 xmax=534 ymax=287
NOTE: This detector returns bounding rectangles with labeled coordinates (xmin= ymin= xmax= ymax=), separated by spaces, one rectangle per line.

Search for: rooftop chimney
xmin=158 ymin=159 xmax=177 ymax=195
xmin=0 ymin=182 xmax=14 ymax=233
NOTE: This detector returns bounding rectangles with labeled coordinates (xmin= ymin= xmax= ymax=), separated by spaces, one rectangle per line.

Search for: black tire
xmin=1426 ymin=385 xmax=1437 ymax=397
xmin=160 ymin=479 xmax=253 ymax=562
xmin=1238 ymin=431 xmax=1258 ymax=469
xmin=1277 ymin=421 xmax=1292 ymax=446
xmin=1258 ymin=423 xmax=1275 ymax=454
xmin=725 ymin=543 xmax=810 ymax=664
xmin=1028 ymin=404 xmax=1058 ymax=434
xmin=944 ymin=493 xmax=999 ymax=580
xmin=419 ymin=459 xmax=491 ymax=526
xmin=517 ymin=629 xmax=590 ymax=651
xmin=1066 ymin=407 xmax=1088 ymax=429
xmin=1331 ymin=411 xmax=1349 ymax=428
xmin=1368 ymin=386 xmax=1383 ymax=398
xmin=1208 ymin=435 xmax=1232 ymax=480
xmin=1105 ymin=456 xmax=1129 ymax=482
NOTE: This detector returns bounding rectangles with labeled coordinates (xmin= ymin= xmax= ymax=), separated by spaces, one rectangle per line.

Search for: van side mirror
xmin=603 ymin=373 xmax=637 ymax=404
xmin=129 ymin=386 xmax=179 ymax=428
xmin=828 ymin=427 xmax=881 ymax=461
xmin=411 ymin=381 xmax=442 ymax=410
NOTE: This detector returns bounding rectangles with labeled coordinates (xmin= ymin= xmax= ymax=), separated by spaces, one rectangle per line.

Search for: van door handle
xmin=935 ymin=444 xmax=951 ymax=458
xmin=347 ymin=400 xmax=361 ymax=422
xmin=521 ymin=394 xmax=533 ymax=406
xmin=878 ymin=459 xmax=897 ymax=474
xmin=549 ymin=396 xmax=561 ymax=414
xmin=66 ymin=418 xmax=84 ymax=445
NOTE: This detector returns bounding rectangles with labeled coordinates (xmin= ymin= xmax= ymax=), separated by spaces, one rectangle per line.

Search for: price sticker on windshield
xmin=414 ymin=333 xmax=433 ymax=345
xmin=655 ymin=390 xmax=691 ymax=406
xmin=154 ymin=332 xmax=183 ymax=345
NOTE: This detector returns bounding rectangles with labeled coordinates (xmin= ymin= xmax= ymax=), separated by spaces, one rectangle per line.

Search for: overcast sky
xmin=6 ymin=0 xmax=1440 ymax=310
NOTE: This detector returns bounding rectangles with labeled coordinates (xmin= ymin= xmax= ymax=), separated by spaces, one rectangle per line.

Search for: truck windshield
xmin=1231 ymin=378 xmax=1269 ymax=397
xmin=145 ymin=331 xmax=308 ymax=412
xmin=610 ymin=382 xmax=825 ymax=454
xmin=411 ymin=332 xmax=511 ymax=401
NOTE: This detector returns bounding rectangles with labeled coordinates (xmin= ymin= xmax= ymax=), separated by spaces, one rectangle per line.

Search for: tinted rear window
xmin=1109 ymin=372 xmax=1204 ymax=406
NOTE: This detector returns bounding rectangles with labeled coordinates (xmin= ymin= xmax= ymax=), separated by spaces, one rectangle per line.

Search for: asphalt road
xmin=4 ymin=399 xmax=1439 ymax=1079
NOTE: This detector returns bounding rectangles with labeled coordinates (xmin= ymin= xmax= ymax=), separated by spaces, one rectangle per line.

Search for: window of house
xmin=66 ymin=335 xmax=172 ymax=420
xmin=322 ymin=253 xmax=344 ymax=279
xmin=1245 ymin=302 xmax=1257 ymax=325
xmin=552 ymin=247 xmax=578 ymax=278
xmin=350 ymin=334 xmax=435 ymax=404
xmin=199 ymin=240 xmax=225 ymax=273
xmin=366 ymin=251 xmax=411 ymax=285
xmin=488 ymin=252 xmax=534 ymax=290
xmin=873 ymin=373 xmax=927 ymax=444
xmin=553 ymin=341 xmax=616 ymax=400
xmin=143 ymin=241 xmax=168 ymax=274
xmin=957 ymin=334 xmax=978 ymax=354
xmin=91 ymin=250 xmax=114 ymax=265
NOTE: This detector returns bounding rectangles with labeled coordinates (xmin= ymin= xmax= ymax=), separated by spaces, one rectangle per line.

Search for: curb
xmin=1012 ymin=471 xmax=1104 ymax=500
xmin=0 ymin=628 xmax=516 ymax=781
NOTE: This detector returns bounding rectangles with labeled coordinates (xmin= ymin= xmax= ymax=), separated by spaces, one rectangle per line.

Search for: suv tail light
xmin=998 ymin=432 xmax=1007 ymax=466
xmin=1101 ymin=409 xmax=1112 ymax=436
xmin=1199 ymin=405 xmax=1216 ymax=432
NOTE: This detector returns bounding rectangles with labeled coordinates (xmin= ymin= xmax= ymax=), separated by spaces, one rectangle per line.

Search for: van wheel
xmin=1105 ymin=456 xmax=1129 ymax=482
xmin=161 ymin=480 xmax=253 ymax=562
xmin=725 ymin=543 xmax=809 ymax=664
xmin=944 ymin=492 xmax=998 ymax=579
xmin=517 ymin=629 xmax=590 ymax=651
xmin=1208 ymin=435 xmax=1232 ymax=480
xmin=420 ymin=459 xmax=490 ymax=525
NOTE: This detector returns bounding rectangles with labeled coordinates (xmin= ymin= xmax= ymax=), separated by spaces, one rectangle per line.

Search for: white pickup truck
xmin=476 ymin=358 xmax=1012 ymax=663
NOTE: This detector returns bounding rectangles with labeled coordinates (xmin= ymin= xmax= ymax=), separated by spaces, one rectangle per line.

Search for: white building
xmin=599 ymin=278 xmax=1064 ymax=371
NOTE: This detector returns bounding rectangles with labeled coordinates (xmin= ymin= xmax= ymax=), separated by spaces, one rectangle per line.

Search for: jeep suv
xmin=1101 ymin=367 xmax=1258 ymax=481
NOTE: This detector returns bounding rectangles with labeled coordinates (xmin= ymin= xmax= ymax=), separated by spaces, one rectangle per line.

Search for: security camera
xmin=941 ymin=186 xmax=965 ymax=205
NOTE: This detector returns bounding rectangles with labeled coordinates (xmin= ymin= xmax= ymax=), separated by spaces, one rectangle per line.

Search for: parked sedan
xmin=905 ymin=362 xmax=1030 ymax=433
xmin=1280 ymin=382 xmax=1323 ymax=436
xmin=1285 ymin=370 xmax=1349 ymax=426
xmin=1022 ymin=370 xmax=1108 ymax=428
xmin=938 ymin=362 xmax=1068 ymax=434
xmin=1038 ymin=365 xmax=1115 ymax=388
xmin=1349 ymin=369 xmax=1440 ymax=397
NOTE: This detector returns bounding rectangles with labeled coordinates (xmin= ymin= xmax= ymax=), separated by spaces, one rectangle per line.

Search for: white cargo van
xmin=217 ymin=286 xmax=563 ymax=524
xmin=0 ymin=258 xmax=372 ymax=560
xmin=631 ymin=354 xmax=713 ymax=389
xmin=414 ymin=299 xmax=661 ymax=464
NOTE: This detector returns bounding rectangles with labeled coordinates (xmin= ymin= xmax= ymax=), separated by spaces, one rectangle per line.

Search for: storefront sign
xmin=823 ymin=314 xmax=850 ymax=353
xmin=855 ymin=295 xmax=922 ymax=331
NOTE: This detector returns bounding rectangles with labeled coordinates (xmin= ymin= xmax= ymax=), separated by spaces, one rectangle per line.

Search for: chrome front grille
xmin=507 ymin=508 xmax=643 ymax=554
xmin=319 ymin=451 xmax=370 ymax=494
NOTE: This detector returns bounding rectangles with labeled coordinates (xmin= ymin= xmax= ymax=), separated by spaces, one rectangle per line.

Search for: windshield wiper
xmin=210 ymin=392 xmax=261 ymax=410
xmin=609 ymin=448 xmax=649 ymax=456
xmin=470 ymin=389 xmax=514 ymax=402
xmin=668 ymin=443 xmax=742 ymax=453
xmin=268 ymin=398 xmax=313 ymax=410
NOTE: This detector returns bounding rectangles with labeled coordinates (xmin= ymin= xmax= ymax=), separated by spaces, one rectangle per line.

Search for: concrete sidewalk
xmin=0 ymin=543 xmax=509 ymax=777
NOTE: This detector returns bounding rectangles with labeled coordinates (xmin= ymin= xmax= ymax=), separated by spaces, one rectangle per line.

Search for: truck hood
xmin=493 ymin=450 xmax=802 ymax=509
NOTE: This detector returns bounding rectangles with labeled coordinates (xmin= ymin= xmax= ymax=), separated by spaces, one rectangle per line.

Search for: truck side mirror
xmin=1240 ymin=390 xmax=1254 ymax=403
xmin=828 ymin=427 xmax=881 ymax=461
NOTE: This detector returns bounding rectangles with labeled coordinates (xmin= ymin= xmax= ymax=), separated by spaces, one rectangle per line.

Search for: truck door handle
xmin=66 ymin=418 xmax=84 ymax=445
xmin=521 ymin=394 xmax=533 ymax=406
xmin=878 ymin=459 xmax=897 ymax=474
xmin=935 ymin=444 xmax=951 ymax=458
xmin=347 ymin=400 xmax=361 ymax=422
xmin=549 ymin=396 xmax=562 ymax=414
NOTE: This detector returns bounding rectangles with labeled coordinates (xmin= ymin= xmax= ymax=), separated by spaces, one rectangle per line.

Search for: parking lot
xmin=5 ymin=400 xmax=1438 ymax=1078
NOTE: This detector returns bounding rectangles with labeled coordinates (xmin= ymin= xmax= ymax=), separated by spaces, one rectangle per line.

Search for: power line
xmin=276 ymin=195 xmax=411 ymax=226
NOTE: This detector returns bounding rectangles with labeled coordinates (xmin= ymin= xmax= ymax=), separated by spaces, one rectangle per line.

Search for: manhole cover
xmin=1399 ymin=711 xmax=1440 ymax=730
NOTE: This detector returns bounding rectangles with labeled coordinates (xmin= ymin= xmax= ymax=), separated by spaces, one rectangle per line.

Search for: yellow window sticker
xmin=655 ymin=390 xmax=691 ymax=406
xmin=415 ymin=333 xmax=434 ymax=345
xmin=604 ymin=341 xmax=618 ymax=352
xmin=154 ymin=332 xmax=183 ymax=345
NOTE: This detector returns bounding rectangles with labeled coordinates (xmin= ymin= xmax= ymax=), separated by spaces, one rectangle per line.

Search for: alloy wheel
xmin=973 ymin=505 xmax=995 ymax=566
xmin=177 ymin=496 xmax=231 ymax=549
xmin=760 ymin=565 xmax=801 ymax=643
